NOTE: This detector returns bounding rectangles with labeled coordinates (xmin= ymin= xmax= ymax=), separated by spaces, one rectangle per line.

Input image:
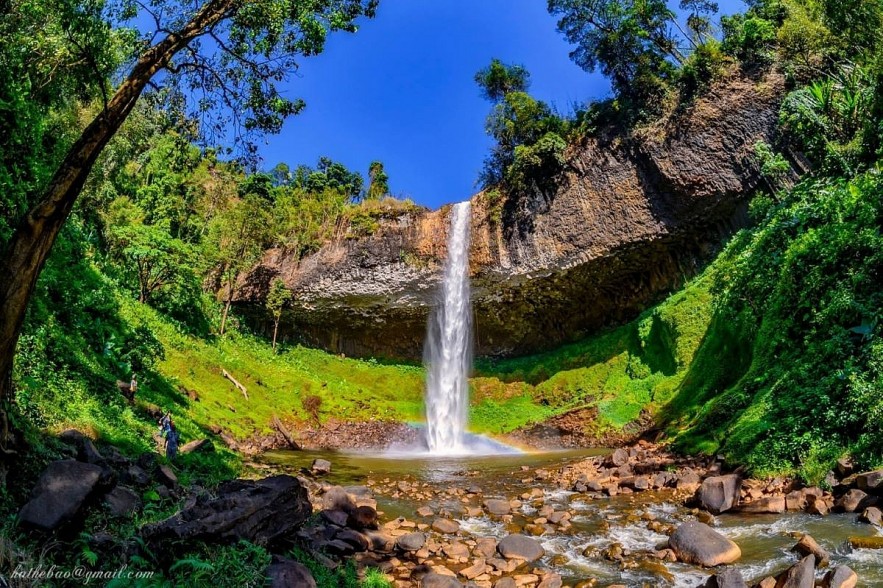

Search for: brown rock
xmin=431 ymin=518 xmax=460 ymax=534
xmin=834 ymin=489 xmax=870 ymax=513
xmin=739 ymin=496 xmax=786 ymax=514
xmin=775 ymin=554 xmax=815 ymax=588
xmin=698 ymin=475 xmax=742 ymax=514
xmin=822 ymin=565 xmax=858 ymax=588
xmin=669 ymin=521 xmax=741 ymax=566
xmin=792 ymin=535 xmax=830 ymax=567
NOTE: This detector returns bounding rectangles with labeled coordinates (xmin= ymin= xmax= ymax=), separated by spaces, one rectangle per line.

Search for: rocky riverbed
xmin=266 ymin=441 xmax=883 ymax=587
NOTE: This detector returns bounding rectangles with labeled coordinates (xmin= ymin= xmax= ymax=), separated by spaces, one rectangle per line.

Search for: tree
xmin=266 ymin=278 xmax=292 ymax=352
xmin=0 ymin=0 xmax=377 ymax=432
xmin=209 ymin=195 xmax=272 ymax=335
xmin=366 ymin=161 xmax=390 ymax=200
xmin=547 ymin=0 xmax=687 ymax=105
xmin=474 ymin=59 xmax=531 ymax=102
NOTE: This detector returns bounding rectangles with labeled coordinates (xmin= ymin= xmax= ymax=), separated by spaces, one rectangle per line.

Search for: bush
xmin=678 ymin=41 xmax=731 ymax=100
xmin=302 ymin=394 xmax=323 ymax=424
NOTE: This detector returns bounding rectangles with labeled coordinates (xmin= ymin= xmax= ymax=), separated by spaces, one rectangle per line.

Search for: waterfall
xmin=424 ymin=201 xmax=472 ymax=454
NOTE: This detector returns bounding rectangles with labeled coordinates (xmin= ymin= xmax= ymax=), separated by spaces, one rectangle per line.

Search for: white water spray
xmin=424 ymin=201 xmax=473 ymax=453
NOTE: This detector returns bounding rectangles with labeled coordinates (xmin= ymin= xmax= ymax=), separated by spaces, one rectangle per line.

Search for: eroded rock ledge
xmin=238 ymin=71 xmax=785 ymax=359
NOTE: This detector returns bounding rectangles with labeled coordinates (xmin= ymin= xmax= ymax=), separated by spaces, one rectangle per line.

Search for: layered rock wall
xmin=237 ymin=71 xmax=785 ymax=359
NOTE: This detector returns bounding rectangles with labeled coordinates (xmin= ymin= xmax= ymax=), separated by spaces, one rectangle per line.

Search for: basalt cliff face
xmin=238 ymin=71 xmax=785 ymax=359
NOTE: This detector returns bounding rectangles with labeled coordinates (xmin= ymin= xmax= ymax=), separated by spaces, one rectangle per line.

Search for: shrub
xmin=302 ymin=394 xmax=323 ymax=424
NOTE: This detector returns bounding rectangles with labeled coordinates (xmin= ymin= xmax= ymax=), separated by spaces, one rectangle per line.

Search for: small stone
xmin=485 ymin=499 xmax=511 ymax=516
xmin=431 ymin=518 xmax=460 ymax=534
xmin=311 ymin=458 xmax=332 ymax=475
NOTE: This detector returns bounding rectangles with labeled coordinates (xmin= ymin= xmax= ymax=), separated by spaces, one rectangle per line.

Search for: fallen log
xmin=273 ymin=415 xmax=300 ymax=450
xmin=222 ymin=369 xmax=248 ymax=401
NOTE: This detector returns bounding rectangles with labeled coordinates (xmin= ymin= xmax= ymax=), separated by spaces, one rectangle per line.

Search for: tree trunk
xmin=0 ymin=0 xmax=236 ymax=444
xmin=272 ymin=319 xmax=280 ymax=352
xmin=219 ymin=278 xmax=235 ymax=336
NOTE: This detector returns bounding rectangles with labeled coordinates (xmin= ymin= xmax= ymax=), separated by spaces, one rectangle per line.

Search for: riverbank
xmin=268 ymin=440 xmax=883 ymax=587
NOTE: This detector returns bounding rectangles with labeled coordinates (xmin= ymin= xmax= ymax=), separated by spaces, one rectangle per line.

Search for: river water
xmin=263 ymin=449 xmax=883 ymax=586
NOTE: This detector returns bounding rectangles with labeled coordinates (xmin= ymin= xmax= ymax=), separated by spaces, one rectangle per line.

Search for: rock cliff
xmin=238 ymin=71 xmax=785 ymax=359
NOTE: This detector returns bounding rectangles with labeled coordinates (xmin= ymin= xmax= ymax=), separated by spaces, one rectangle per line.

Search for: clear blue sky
xmin=258 ymin=1 xmax=746 ymax=210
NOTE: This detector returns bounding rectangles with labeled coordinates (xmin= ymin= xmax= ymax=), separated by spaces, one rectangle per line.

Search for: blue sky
xmin=258 ymin=1 xmax=745 ymax=209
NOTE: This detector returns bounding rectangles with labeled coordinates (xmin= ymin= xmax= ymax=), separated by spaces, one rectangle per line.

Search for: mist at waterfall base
xmin=388 ymin=201 xmax=520 ymax=458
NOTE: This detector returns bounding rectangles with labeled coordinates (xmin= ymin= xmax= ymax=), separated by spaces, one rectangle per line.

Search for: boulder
xmin=698 ymin=475 xmax=742 ymax=514
xmin=775 ymin=555 xmax=815 ymax=588
xmin=396 ymin=532 xmax=426 ymax=552
xmin=855 ymin=469 xmax=883 ymax=492
xmin=156 ymin=464 xmax=178 ymax=488
xmin=822 ymin=565 xmax=858 ymax=588
xmin=431 ymin=518 xmax=460 ymax=534
xmin=703 ymin=568 xmax=747 ymax=588
xmin=606 ymin=448 xmax=629 ymax=467
xmin=858 ymin=506 xmax=882 ymax=526
xmin=537 ymin=573 xmax=563 ymax=588
xmin=124 ymin=464 xmax=151 ymax=487
xmin=834 ymin=489 xmax=870 ymax=513
xmin=347 ymin=505 xmax=378 ymax=530
xmin=311 ymin=458 xmax=332 ymax=475
xmin=739 ymin=496 xmax=785 ymax=514
xmin=421 ymin=573 xmax=462 ymax=588
xmin=18 ymin=460 xmax=105 ymax=531
xmin=322 ymin=486 xmax=355 ymax=513
xmin=180 ymin=439 xmax=214 ymax=454
xmin=494 ymin=579 xmax=517 ymax=588
xmin=266 ymin=555 xmax=317 ymax=588
xmin=669 ymin=522 xmax=741 ymax=567
xmin=141 ymin=475 xmax=311 ymax=547
xmin=458 ymin=559 xmax=486 ymax=580
xmin=334 ymin=529 xmax=369 ymax=552
xmin=104 ymin=486 xmax=142 ymax=518
xmin=497 ymin=534 xmax=545 ymax=562
xmin=484 ymin=499 xmax=511 ymax=516
xmin=792 ymin=535 xmax=829 ymax=567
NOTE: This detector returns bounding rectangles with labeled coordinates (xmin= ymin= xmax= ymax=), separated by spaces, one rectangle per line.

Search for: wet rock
xmin=266 ymin=555 xmax=317 ymax=588
xmin=497 ymin=534 xmax=545 ymax=562
xmin=142 ymin=475 xmax=310 ymax=547
xmin=18 ymin=460 xmax=105 ymax=531
xmin=396 ymin=532 xmax=426 ymax=552
xmin=180 ymin=439 xmax=214 ymax=454
xmin=855 ymin=469 xmax=883 ymax=492
xmin=739 ymin=496 xmax=785 ymax=514
xmin=311 ymin=458 xmax=332 ymax=475
xmin=805 ymin=494 xmax=830 ymax=516
xmin=431 ymin=518 xmax=460 ymax=534
xmin=698 ymin=475 xmax=742 ymax=514
xmin=847 ymin=536 xmax=883 ymax=549
xmin=347 ymin=505 xmax=378 ymax=530
xmin=834 ymin=489 xmax=870 ymax=513
xmin=421 ymin=573 xmax=462 ymax=588
xmin=669 ymin=521 xmax=741 ymax=567
xmin=792 ymin=535 xmax=829 ymax=567
xmin=485 ymin=499 xmax=511 ymax=516
xmin=703 ymin=568 xmax=747 ymax=588
xmin=755 ymin=578 xmax=776 ymax=588
xmin=104 ymin=486 xmax=142 ymax=518
xmin=858 ymin=506 xmax=882 ymax=526
xmin=417 ymin=506 xmax=434 ymax=517
xmin=775 ymin=554 xmax=815 ymax=588
xmin=822 ymin=565 xmax=858 ymax=588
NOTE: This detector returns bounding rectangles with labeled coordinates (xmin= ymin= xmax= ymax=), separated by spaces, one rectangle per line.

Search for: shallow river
xmin=262 ymin=449 xmax=883 ymax=587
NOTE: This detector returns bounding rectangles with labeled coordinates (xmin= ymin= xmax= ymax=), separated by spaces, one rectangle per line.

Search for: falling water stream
xmin=424 ymin=201 xmax=473 ymax=454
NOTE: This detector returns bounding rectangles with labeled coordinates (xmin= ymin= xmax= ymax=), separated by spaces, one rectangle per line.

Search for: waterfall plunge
xmin=424 ymin=201 xmax=473 ymax=454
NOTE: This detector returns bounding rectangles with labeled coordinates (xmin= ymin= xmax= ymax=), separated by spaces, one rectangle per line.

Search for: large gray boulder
xmin=823 ymin=565 xmax=858 ymax=588
xmin=697 ymin=475 xmax=742 ymax=514
xmin=266 ymin=556 xmax=316 ymax=588
xmin=776 ymin=555 xmax=815 ymax=588
xmin=18 ymin=460 xmax=106 ymax=531
xmin=141 ymin=475 xmax=310 ymax=547
xmin=669 ymin=522 xmax=741 ymax=567
xmin=497 ymin=534 xmax=545 ymax=562
xmin=396 ymin=532 xmax=426 ymax=552
xmin=703 ymin=568 xmax=747 ymax=588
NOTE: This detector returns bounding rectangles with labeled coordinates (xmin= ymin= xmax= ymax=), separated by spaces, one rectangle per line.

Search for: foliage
xmin=366 ymin=161 xmax=390 ymax=200
xmin=266 ymin=278 xmax=292 ymax=351
xmin=753 ymin=140 xmax=791 ymax=195
xmin=667 ymin=172 xmax=883 ymax=481
xmin=474 ymin=58 xmax=531 ymax=102
xmin=677 ymin=40 xmax=731 ymax=100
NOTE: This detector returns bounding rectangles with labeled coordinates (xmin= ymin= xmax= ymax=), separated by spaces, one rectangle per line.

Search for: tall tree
xmin=547 ymin=0 xmax=687 ymax=104
xmin=366 ymin=160 xmax=390 ymax=200
xmin=0 ymin=0 xmax=377 ymax=441
xmin=266 ymin=278 xmax=292 ymax=352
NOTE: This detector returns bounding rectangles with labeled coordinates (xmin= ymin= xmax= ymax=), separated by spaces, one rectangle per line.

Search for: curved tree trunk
xmin=0 ymin=0 xmax=235 ymax=452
